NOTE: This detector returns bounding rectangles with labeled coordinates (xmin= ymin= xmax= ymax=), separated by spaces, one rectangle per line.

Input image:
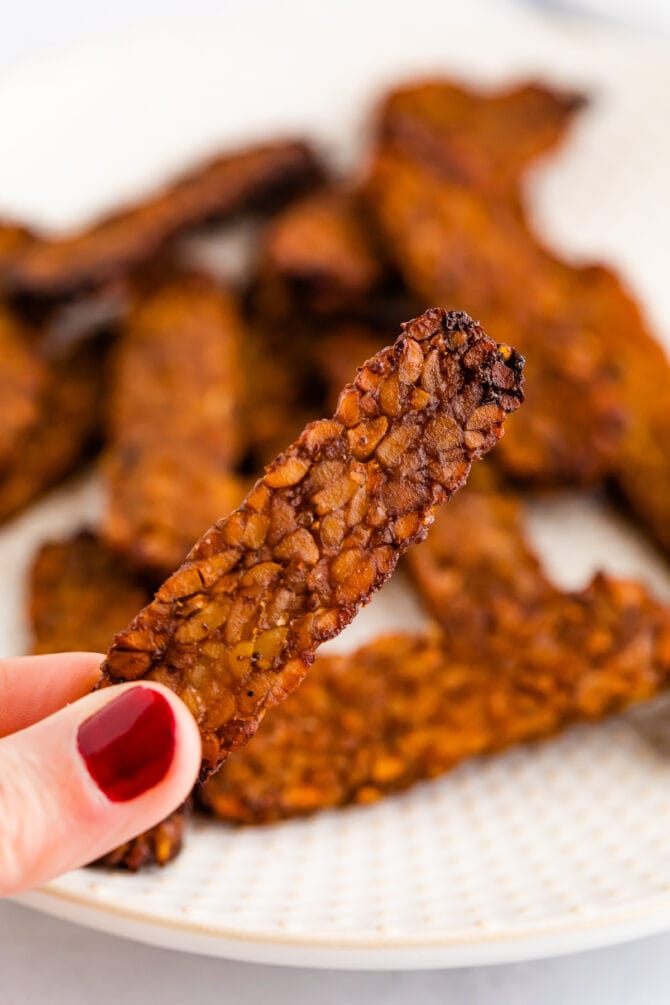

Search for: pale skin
xmin=0 ymin=654 xmax=201 ymax=896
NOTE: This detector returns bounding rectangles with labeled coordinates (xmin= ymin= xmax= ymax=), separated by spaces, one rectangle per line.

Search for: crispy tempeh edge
xmin=100 ymin=308 xmax=524 ymax=779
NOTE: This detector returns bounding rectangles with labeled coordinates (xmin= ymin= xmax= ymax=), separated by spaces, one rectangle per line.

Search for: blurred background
xmin=1 ymin=0 xmax=669 ymax=73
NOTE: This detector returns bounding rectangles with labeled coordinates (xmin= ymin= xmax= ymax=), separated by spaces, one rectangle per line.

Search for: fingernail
xmin=77 ymin=688 xmax=176 ymax=802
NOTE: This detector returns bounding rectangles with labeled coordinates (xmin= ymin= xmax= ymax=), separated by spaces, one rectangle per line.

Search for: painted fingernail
xmin=77 ymin=688 xmax=176 ymax=802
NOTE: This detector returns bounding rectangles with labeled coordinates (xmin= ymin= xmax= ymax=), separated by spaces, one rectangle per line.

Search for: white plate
xmin=5 ymin=0 xmax=670 ymax=970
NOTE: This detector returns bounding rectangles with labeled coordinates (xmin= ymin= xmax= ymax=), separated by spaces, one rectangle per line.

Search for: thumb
xmin=0 ymin=682 xmax=200 ymax=896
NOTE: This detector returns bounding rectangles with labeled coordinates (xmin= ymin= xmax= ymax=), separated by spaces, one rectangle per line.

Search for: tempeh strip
xmin=404 ymin=475 xmax=552 ymax=636
xmin=201 ymin=577 xmax=670 ymax=823
xmin=563 ymin=264 xmax=670 ymax=556
xmin=0 ymin=332 xmax=109 ymax=523
xmin=378 ymin=78 xmax=585 ymax=194
xmin=0 ymin=306 xmax=47 ymax=469
xmin=407 ymin=486 xmax=670 ymax=707
xmin=96 ymin=807 xmax=187 ymax=871
xmin=364 ymin=79 xmax=627 ymax=485
xmin=201 ymin=489 xmax=670 ymax=823
xmin=103 ymin=273 xmax=245 ymax=576
xmin=254 ymin=189 xmax=384 ymax=319
xmin=29 ymin=532 xmax=152 ymax=656
xmin=0 ymin=220 xmax=34 ymax=272
xmin=365 ymin=146 xmax=625 ymax=486
xmin=101 ymin=308 xmax=524 ymax=778
xmin=2 ymin=140 xmax=321 ymax=300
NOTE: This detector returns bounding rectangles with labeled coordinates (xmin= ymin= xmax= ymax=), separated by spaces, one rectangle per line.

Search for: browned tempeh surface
xmin=378 ymin=78 xmax=585 ymax=194
xmin=365 ymin=80 xmax=627 ymax=485
xmin=201 ymin=488 xmax=670 ymax=823
xmin=563 ymin=264 xmax=670 ymax=556
xmin=101 ymin=308 xmax=524 ymax=777
xmin=404 ymin=476 xmax=552 ymax=640
xmin=409 ymin=487 xmax=670 ymax=715
xmin=0 ymin=306 xmax=47 ymax=469
xmin=2 ymin=140 xmax=321 ymax=299
xmin=96 ymin=806 xmax=187 ymax=871
xmin=103 ymin=273 xmax=245 ymax=576
xmin=0 ymin=220 xmax=35 ymax=272
xmin=315 ymin=325 xmax=394 ymax=412
xmin=254 ymin=189 xmax=384 ymax=318
xmin=370 ymin=79 xmax=670 ymax=533
xmin=365 ymin=151 xmax=625 ymax=486
xmin=29 ymin=532 xmax=152 ymax=655
xmin=229 ymin=311 xmax=315 ymax=470
xmin=0 ymin=332 xmax=109 ymax=523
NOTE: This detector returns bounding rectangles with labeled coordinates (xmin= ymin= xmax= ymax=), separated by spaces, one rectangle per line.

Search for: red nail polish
xmin=77 ymin=688 xmax=176 ymax=802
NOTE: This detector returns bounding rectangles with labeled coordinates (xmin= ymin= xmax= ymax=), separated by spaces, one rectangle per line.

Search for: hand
xmin=0 ymin=653 xmax=200 ymax=896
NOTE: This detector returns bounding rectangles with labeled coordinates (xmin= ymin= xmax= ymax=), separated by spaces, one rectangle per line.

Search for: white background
xmin=3 ymin=1 xmax=670 ymax=1001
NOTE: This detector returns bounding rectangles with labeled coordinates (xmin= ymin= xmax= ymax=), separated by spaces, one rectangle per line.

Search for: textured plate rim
xmin=13 ymin=884 xmax=670 ymax=969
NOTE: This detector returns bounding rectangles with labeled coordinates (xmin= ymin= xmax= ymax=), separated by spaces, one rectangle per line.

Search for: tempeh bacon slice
xmin=0 ymin=306 xmax=47 ymax=469
xmin=100 ymin=308 xmax=524 ymax=778
xmin=200 ymin=574 xmax=670 ymax=823
xmin=103 ymin=273 xmax=245 ymax=576
xmin=201 ymin=487 xmax=670 ymax=823
xmin=95 ymin=806 xmax=187 ymax=871
xmin=2 ymin=140 xmax=321 ymax=300
xmin=365 ymin=147 xmax=625 ymax=487
xmin=364 ymin=78 xmax=626 ymax=486
xmin=378 ymin=78 xmax=585 ymax=195
xmin=561 ymin=264 xmax=670 ymax=557
xmin=0 ymin=331 xmax=109 ymax=524
xmin=254 ymin=188 xmax=384 ymax=320
xmin=30 ymin=532 xmax=152 ymax=656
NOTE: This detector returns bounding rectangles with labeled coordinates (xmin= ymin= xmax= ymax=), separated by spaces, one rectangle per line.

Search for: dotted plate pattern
xmin=4 ymin=2 xmax=670 ymax=968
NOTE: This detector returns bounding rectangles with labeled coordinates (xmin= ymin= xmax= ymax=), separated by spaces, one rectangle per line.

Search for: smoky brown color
xmin=29 ymin=532 xmax=151 ymax=656
xmin=364 ymin=78 xmax=626 ymax=486
xmin=103 ymin=273 xmax=245 ymax=576
xmin=100 ymin=308 xmax=523 ymax=778
xmin=95 ymin=807 xmax=187 ymax=871
xmin=0 ymin=333 xmax=108 ymax=523
xmin=202 ymin=485 xmax=670 ymax=823
xmin=1 ymin=140 xmax=321 ymax=300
